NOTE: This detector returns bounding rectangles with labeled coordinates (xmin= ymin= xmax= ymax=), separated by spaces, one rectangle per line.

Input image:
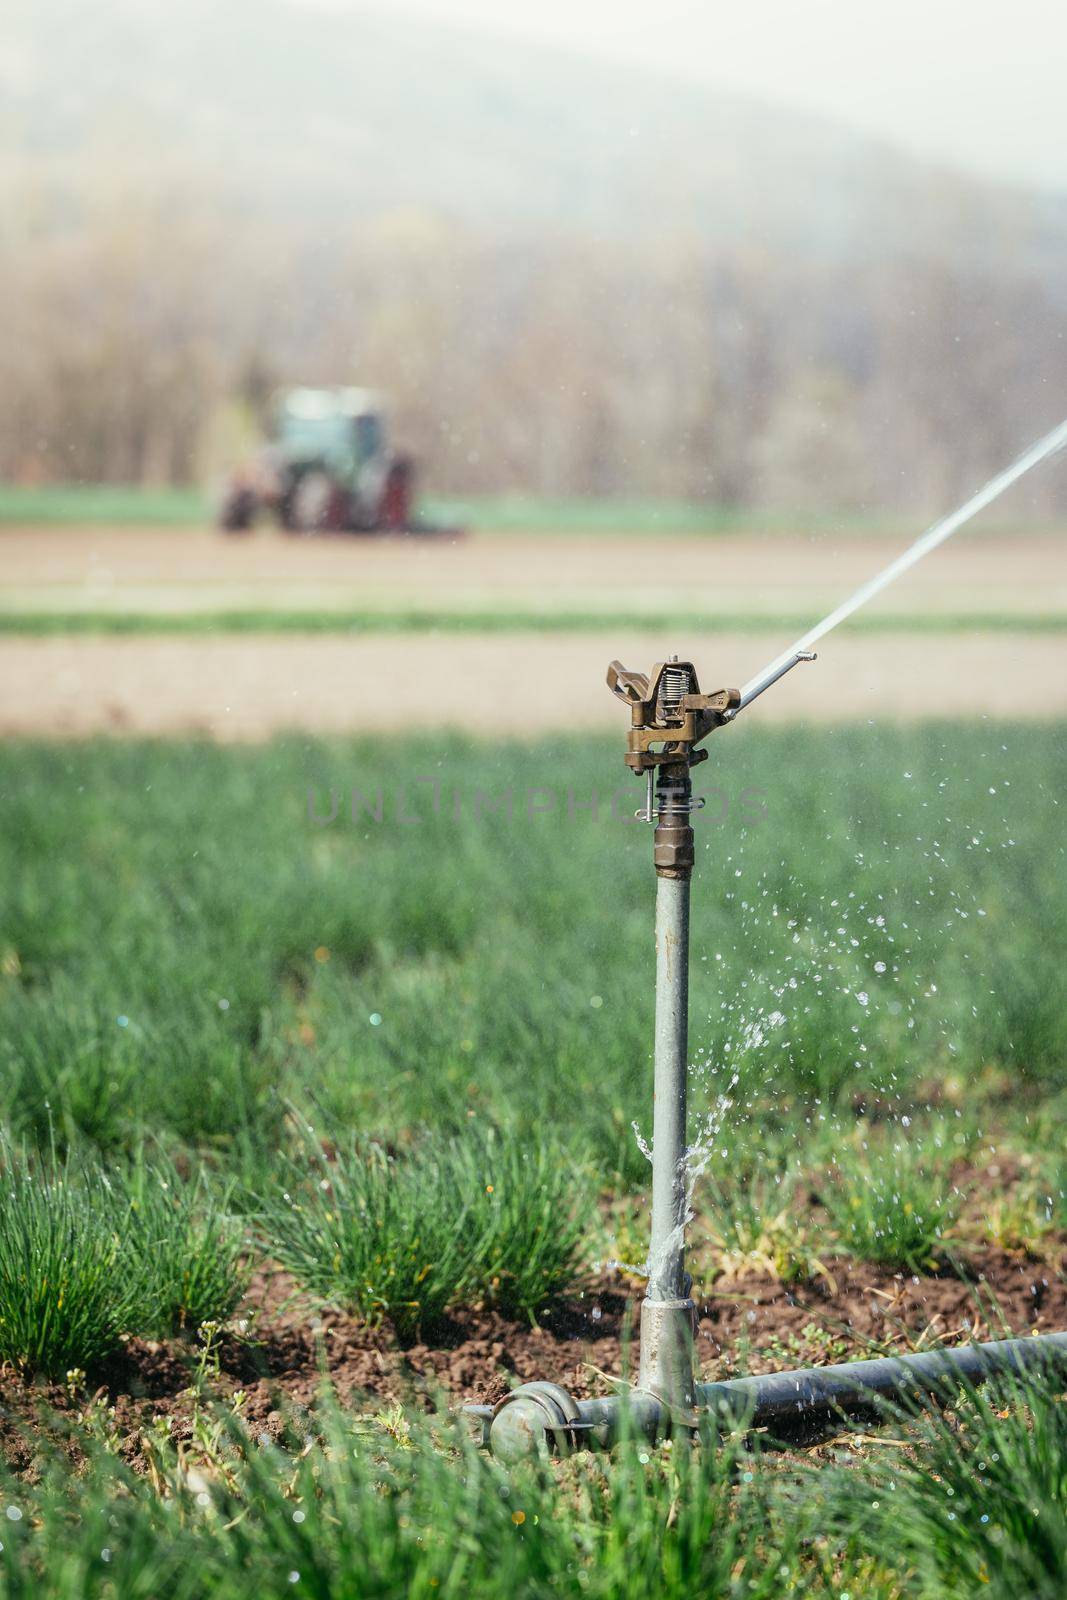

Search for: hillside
xmin=3 ymin=0 xmax=1066 ymax=279
xmin=2 ymin=0 xmax=1065 ymax=502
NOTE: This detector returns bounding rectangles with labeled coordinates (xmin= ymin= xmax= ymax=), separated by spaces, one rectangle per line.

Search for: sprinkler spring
xmin=655 ymin=662 xmax=692 ymax=719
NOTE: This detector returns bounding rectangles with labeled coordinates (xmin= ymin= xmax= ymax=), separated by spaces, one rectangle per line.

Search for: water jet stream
xmin=738 ymin=415 xmax=1067 ymax=712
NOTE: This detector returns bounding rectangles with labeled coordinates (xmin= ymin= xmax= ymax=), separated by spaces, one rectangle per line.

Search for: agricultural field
xmin=2 ymin=518 xmax=1067 ymax=738
xmin=0 ymin=501 xmax=1065 ymax=1593
xmin=3 ymin=0 xmax=1066 ymax=1579
xmin=0 ymin=483 xmax=920 ymax=535
xmin=0 ymin=720 xmax=1065 ymax=1594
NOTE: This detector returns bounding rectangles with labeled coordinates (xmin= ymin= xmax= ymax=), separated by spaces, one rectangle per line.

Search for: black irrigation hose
xmin=477 ymin=1332 xmax=1067 ymax=1458
xmin=699 ymin=1331 xmax=1067 ymax=1430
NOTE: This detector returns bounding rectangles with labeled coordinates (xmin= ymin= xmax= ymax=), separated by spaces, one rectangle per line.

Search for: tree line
xmin=1 ymin=177 xmax=1064 ymax=513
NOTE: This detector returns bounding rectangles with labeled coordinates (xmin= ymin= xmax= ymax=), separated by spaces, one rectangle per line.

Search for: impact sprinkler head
xmin=606 ymin=658 xmax=740 ymax=776
xmin=607 ymin=657 xmax=739 ymax=879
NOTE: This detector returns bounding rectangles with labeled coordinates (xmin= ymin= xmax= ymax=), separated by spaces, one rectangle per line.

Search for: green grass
xmin=262 ymin=1122 xmax=589 ymax=1338
xmin=695 ymin=1159 xmax=831 ymax=1287
xmin=0 ymin=723 xmax=1063 ymax=1590
xmin=263 ymin=1129 xmax=481 ymax=1340
xmin=0 ymin=1141 xmax=144 ymax=1375
xmin=1 ymin=724 xmax=1064 ymax=1177
xmin=0 ymin=1399 xmax=851 ymax=1599
xmin=0 ymin=481 xmax=900 ymax=535
xmin=0 ymin=484 xmax=207 ymax=527
xmin=820 ymin=1133 xmax=964 ymax=1272
xmin=422 ymin=493 xmax=891 ymax=537
xmin=1 ymin=1373 xmax=1064 ymax=1598
xmin=0 ymin=607 xmax=1064 ymax=635
xmin=0 ymin=1141 xmax=249 ymax=1374
xmin=124 ymin=1154 xmax=249 ymax=1337
xmin=199 ymin=1406 xmax=808 ymax=1600
xmin=447 ymin=1123 xmax=590 ymax=1320
xmin=821 ymin=1369 xmax=1067 ymax=1599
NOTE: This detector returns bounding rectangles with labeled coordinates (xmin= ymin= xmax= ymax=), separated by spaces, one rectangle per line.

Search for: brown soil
xmin=2 ymin=523 xmax=1066 ymax=738
xmin=1 ymin=1247 xmax=1062 ymax=1476
xmin=4 ymin=525 xmax=1064 ymax=619
xmin=3 ymin=629 xmax=1067 ymax=740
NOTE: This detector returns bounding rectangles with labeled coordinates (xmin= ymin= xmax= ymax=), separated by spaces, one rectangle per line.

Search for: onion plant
xmin=697 ymin=1163 xmax=831 ymax=1287
xmin=0 ymin=1139 xmax=250 ymax=1374
xmin=446 ymin=1123 xmax=589 ymax=1320
xmin=821 ymin=1369 xmax=1067 ymax=1599
xmin=261 ymin=1121 xmax=588 ymax=1339
xmin=0 ymin=1399 xmax=847 ymax=1599
xmin=260 ymin=1127 xmax=477 ymax=1341
xmin=821 ymin=1135 xmax=963 ymax=1273
xmin=0 ymin=1141 xmax=144 ymax=1376
xmin=122 ymin=1155 xmax=250 ymax=1337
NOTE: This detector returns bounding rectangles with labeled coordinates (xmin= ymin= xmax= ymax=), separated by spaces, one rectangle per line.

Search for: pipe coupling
xmin=653 ymin=817 xmax=695 ymax=878
xmin=637 ymin=1296 xmax=698 ymax=1410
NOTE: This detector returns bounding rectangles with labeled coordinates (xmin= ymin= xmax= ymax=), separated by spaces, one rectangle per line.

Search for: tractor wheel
xmin=218 ymin=484 xmax=258 ymax=532
xmin=290 ymin=471 xmax=348 ymax=533
xmin=378 ymin=456 xmax=414 ymax=531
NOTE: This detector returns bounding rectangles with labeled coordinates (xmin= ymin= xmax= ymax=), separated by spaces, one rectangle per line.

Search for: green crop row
xmin=1 ymin=725 xmax=1064 ymax=1179
xmin=0 ymin=1125 xmax=588 ymax=1374
xmin=0 ymin=608 xmax=1063 ymax=635
xmin=1 ymin=1105 xmax=1064 ymax=1376
xmin=0 ymin=1141 xmax=246 ymax=1374
xmin=0 ymin=1370 xmax=1064 ymax=1598
xmin=0 ymin=481 xmax=916 ymax=535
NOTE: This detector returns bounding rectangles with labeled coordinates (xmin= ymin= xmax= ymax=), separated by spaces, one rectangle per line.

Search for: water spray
xmin=471 ymin=417 xmax=1067 ymax=1459
xmin=738 ymin=413 xmax=1067 ymax=708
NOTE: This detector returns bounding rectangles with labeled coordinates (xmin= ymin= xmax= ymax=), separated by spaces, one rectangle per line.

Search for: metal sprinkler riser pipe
xmin=607 ymin=659 xmax=742 ymax=1410
xmin=640 ymin=762 xmax=699 ymax=1404
xmin=647 ymin=767 xmax=694 ymax=1308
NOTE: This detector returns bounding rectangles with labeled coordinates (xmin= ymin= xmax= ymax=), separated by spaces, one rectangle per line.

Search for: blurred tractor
xmin=219 ymin=387 xmax=457 ymax=536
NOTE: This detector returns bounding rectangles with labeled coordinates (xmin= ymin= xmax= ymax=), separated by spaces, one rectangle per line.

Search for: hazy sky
xmin=307 ymin=0 xmax=1067 ymax=190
